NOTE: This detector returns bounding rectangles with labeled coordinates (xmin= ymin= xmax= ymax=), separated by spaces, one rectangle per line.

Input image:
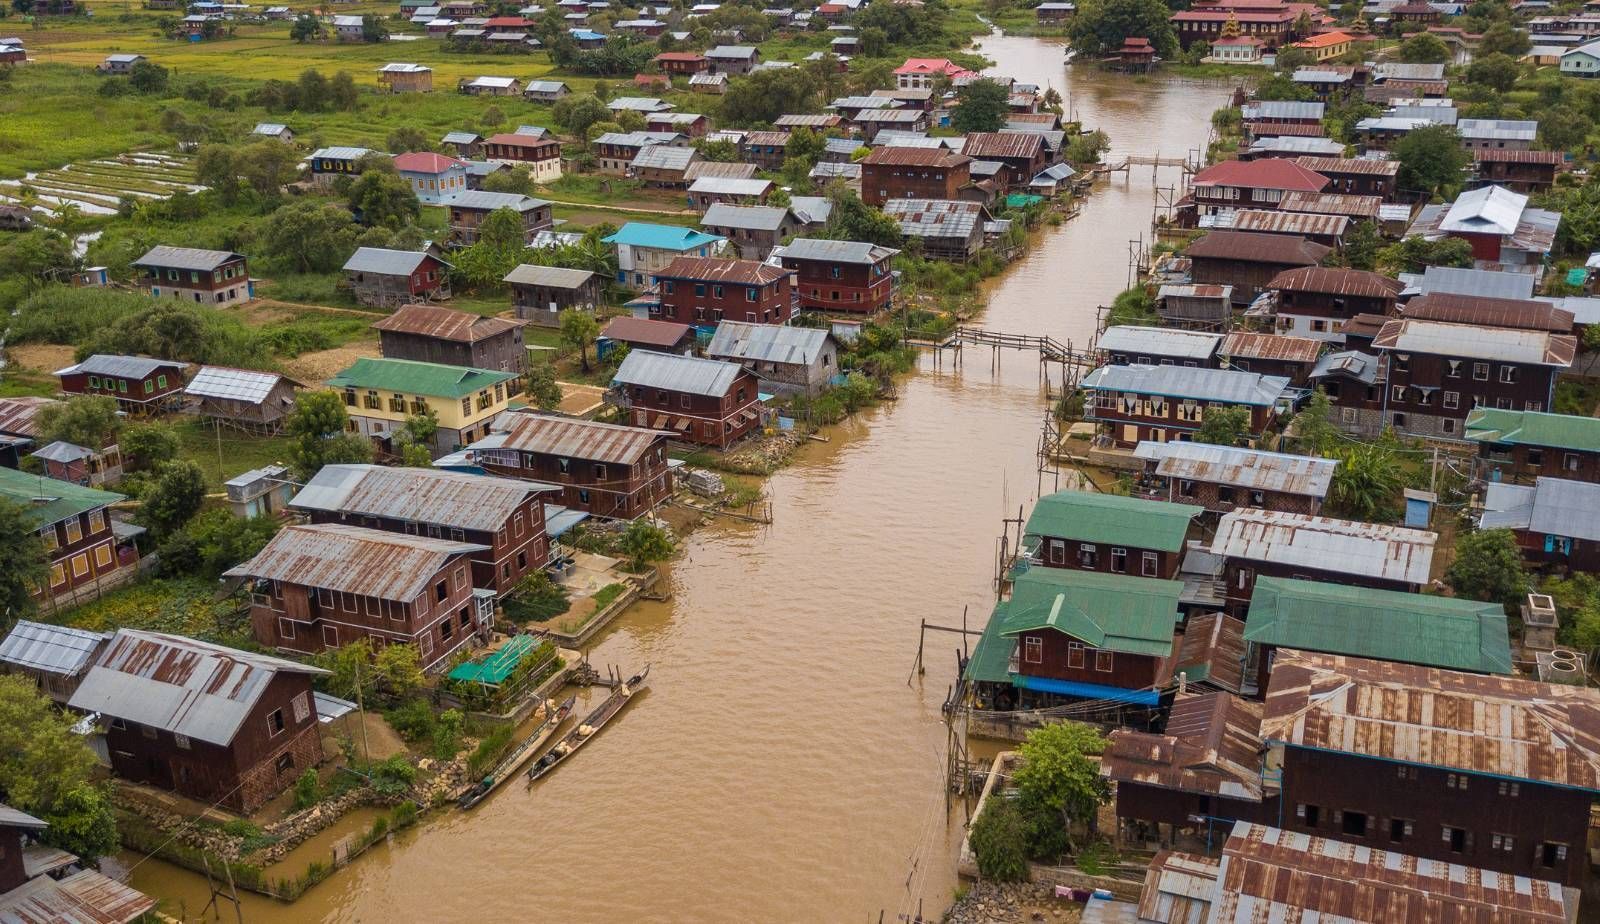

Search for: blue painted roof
xmin=602 ymin=221 xmax=724 ymax=251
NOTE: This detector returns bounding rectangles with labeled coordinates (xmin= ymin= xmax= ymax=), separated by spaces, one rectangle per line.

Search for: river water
xmin=126 ymin=38 xmax=1224 ymax=924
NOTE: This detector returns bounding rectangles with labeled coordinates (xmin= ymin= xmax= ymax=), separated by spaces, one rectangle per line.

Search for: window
xmin=462 ymin=397 xmax=472 ymax=416
xmin=94 ymin=545 xmax=112 ymax=569
xmin=1296 ymin=803 xmax=1320 ymax=827
xmin=1094 ymin=650 xmax=1113 ymax=672
xmin=1142 ymin=552 xmax=1159 ymax=577
xmin=1390 ymin=818 xmax=1413 ymax=842
xmin=435 ymin=580 xmax=448 ymax=602
xmin=1047 ymin=540 xmax=1065 ymax=565
xmin=317 ymin=587 xmax=333 ymax=608
xmin=1446 ymin=773 xmax=1468 ymax=791
xmin=680 ymin=394 xmax=692 ymax=410
xmin=1395 ymin=765 xmax=1417 ymax=781
xmin=71 ymin=554 xmax=89 ymax=577
xmin=1442 ymin=826 xmax=1467 ymax=852
xmin=65 ymin=518 xmax=82 ymax=544
xmin=267 ymin=708 xmax=285 ymax=736
xmin=1067 ymin=642 xmax=1084 ymax=669
xmin=1491 ymin=834 xmax=1515 ymax=853
xmin=1391 ymin=385 xmax=1407 ymax=403
xmin=746 ymin=287 xmax=758 ymax=302
xmin=1110 ymin=548 xmax=1127 ymax=573
xmin=1341 ymin=810 xmax=1368 ymax=837
xmin=276 ymin=752 xmax=295 ymax=774
xmin=1542 ymin=842 xmax=1568 ymax=866
xmin=1500 ymin=365 xmax=1517 ymax=384
xmin=1565 ymin=453 xmax=1581 ymax=472
xmin=279 ymin=617 xmax=296 ymax=639
xmin=1443 ymin=391 xmax=1459 ymax=409
xmin=440 ymin=619 xmax=453 ymax=640
xmin=1078 ymin=544 xmax=1097 ymax=569
xmin=1023 ymin=636 xmax=1042 ymax=664
xmin=89 ymin=509 xmax=104 ymax=532
xmin=142 ymin=725 xmax=158 ymax=740
xmin=1445 ymin=359 xmax=1462 ymax=378
xmin=49 ymin=563 xmax=65 ymax=587
xmin=1473 ymin=362 xmax=1489 ymax=380
xmin=175 ymin=733 xmax=191 ymax=750
xmin=558 ymin=458 xmax=570 ymax=474
xmin=88 ymin=375 xmax=100 ymax=388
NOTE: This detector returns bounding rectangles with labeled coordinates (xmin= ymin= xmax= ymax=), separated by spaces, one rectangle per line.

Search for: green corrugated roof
xmin=964 ymin=607 xmax=1015 ymax=684
xmin=1464 ymin=407 xmax=1600 ymax=455
xmin=997 ymin=567 xmax=1182 ymax=657
xmin=1243 ymin=576 xmax=1512 ymax=674
xmin=0 ymin=467 xmax=124 ymax=529
xmin=327 ymin=357 xmax=516 ymax=399
xmin=448 ymin=634 xmax=537 ymax=685
xmin=1023 ymin=490 xmax=1199 ymax=553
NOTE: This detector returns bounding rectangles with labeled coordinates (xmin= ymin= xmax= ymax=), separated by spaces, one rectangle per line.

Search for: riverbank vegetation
xmin=969 ymin=722 xmax=1110 ymax=880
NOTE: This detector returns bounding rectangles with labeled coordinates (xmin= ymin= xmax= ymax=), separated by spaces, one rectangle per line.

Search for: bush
xmin=432 ymin=708 xmax=464 ymax=760
xmin=292 ymin=769 xmax=320 ymax=810
xmin=384 ymin=699 xmax=440 ymax=744
xmin=466 ymin=725 xmax=515 ymax=779
xmin=969 ymin=795 xmax=1030 ymax=882
xmin=501 ymin=571 xmax=571 ymax=622
xmin=368 ymin=756 xmax=416 ymax=797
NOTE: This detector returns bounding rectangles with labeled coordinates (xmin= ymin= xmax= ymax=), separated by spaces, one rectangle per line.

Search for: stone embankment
xmin=943 ymin=881 xmax=1084 ymax=924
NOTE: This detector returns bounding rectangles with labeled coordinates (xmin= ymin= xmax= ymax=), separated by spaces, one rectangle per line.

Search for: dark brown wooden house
xmin=1267 ymin=266 xmax=1402 ymax=343
xmin=68 ymin=629 xmax=328 ymax=813
xmin=465 ymin=411 xmax=674 ymax=519
xmin=373 ymin=303 xmax=527 ymax=376
xmin=133 ymin=245 xmax=252 ymax=307
xmin=1465 ymin=407 xmax=1600 ymax=485
xmin=290 ymin=464 xmax=556 ymax=593
xmin=226 ymin=523 xmax=492 ymax=674
xmin=1210 ymin=509 xmax=1436 ymax=612
xmin=860 ymin=147 xmax=973 ymax=207
xmin=779 ymin=237 xmax=900 ymax=315
xmin=1132 ymin=441 xmax=1337 ymax=517
xmin=342 ymin=248 xmax=452 ymax=308
xmin=448 ymin=191 xmax=554 ymax=245
xmin=183 ymin=366 xmax=301 ymax=434
xmin=1293 ymin=155 xmax=1400 ymax=199
xmin=1020 ymin=489 xmax=1199 ymax=580
xmin=1481 ymin=476 xmax=1600 ymax=573
xmin=1186 ymin=231 xmax=1330 ymax=307
xmin=1080 ymin=363 xmax=1291 ymax=448
xmin=55 ymin=354 xmax=190 ymax=415
xmin=611 ymin=351 xmax=762 ymax=449
xmin=1473 ymin=149 xmax=1564 ymax=194
xmin=1217 ymin=331 xmax=1322 ymax=385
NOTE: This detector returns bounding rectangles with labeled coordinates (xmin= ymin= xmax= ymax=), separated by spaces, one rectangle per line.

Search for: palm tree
xmin=1328 ymin=441 xmax=1404 ymax=522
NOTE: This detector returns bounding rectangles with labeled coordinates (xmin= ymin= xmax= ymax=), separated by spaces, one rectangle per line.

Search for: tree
xmin=0 ymin=499 xmax=47 ymax=621
xmin=156 ymin=508 xmax=281 ymax=580
xmin=36 ymin=396 xmax=120 ymax=450
xmin=387 ymin=126 xmax=430 ymax=154
xmin=361 ymin=14 xmax=389 ymax=42
xmin=1446 ymin=528 xmax=1529 ymax=608
xmin=552 ymin=94 xmax=611 ymax=142
xmin=476 ymin=206 xmax=527 ymax=253
xmin=1254 ymin=73 xmax=1314 ymax=102
xmin=694 ymin=138 xmax=739 ymax=162
xmin=1398 ymin=32 xmax=1451 ymax=64
xmin=951 ymin=78 xmax=1011 ymax=133
xmin=1327 ymin=440 xmax=1403 ymax=522
xmin=1011 ymin=722 xmax=1108 ymax=851
xmin=1376 ymin=234 xmax=1473 ymax=275
xmin=287 ymin=390 xmax=373 ymax=479
xmin=1288 ymin=389 xmax=1340 ymax=454
xmin=481 ymin=105 xmax=506 ymax=131
xmin=785 ymin=126 xmax=827 ymax=170
xmin=559 ymin=309 xmax=600 ymax=373
xmin=128 ymin=60 xmax=169 ymax=94
xmin=968 ymin=795 xmax=1030 ymax=882
xmin=1067 ymin=0 xmax=1178 ymax=57
xmin=0 ymin=676 xmax=117 ymax=863
xmin=1192 ymin=406 xmax=1251 ymax=446
xmin=719 ymin=67 xmax=821 ymax=126
xmin=120 ymin=421 xmax=179 ymax=473
xmin=290 ymin=12 xmax=323 ymax=41
xmin=348 ymin=169 xmax=420 ymax=229
xmin=527 ymin=362 xmax=563 ymax=411
xmin=1273 ymin=46 xmax=1315 ymax=72
xmin=328 ymin=71 xmax=359 ymax=111
xmin=373 ymin=643 xmax=425 ymax=699
xmin=296 ymin=69 xmax=330 ymax=111
xmin=394 ymin=409 xmax=438 ymax=466
xmin=1479 ymin=20 xmax=1529 ymax=57
xmin=141 ymin=459 xmax=206 ymax=537
xmin=619 ymin=520 xmax=674 ymax=571
xmin=1465 ymin=53 xmax=1521 ymax=94
xmin=1342 ymin=220 xmax=1382 ymax=271
xmin=262 ymin=201 xmax=359 ymax=273
xmin=822 ymin=188 xmax=902 ymax=247
xmin=1392 ymin=124 xmax=1470 ymax=197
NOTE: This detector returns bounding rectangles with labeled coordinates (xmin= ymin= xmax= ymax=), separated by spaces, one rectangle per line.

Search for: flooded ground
xmin=127 ymin=42 xmax=1226 ymax=924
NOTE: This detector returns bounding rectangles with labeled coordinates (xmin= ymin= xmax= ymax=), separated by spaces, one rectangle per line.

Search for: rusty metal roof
xmin=1136 ymin=442 xmax=1338 ymax=499
xmin=1102 ymin=692 xmax=1264 ymax=800
xmin=0 ymin=868 xmax=157 ymax=924
xmin=371 ymin=303 xmax=523 ymax=343
xmin=1293 ymin=155 xmax=1401 ymax=177
xmin=1401 ymin=292 xmax=1574 ymax=333
xmin=1170 ymin=612 xmax=1247 ymax=693
xmin=1136 ymin=851 xmax=1219 ymax=924
xmin=960 ymin=131 xmax=1043 ymax=160
xmin=1262 ymin=649 xmax=1600 ymax=791
xmin=474 ymin=410 xmax=671 ymax=465
xmin=1185 ymin=231 xmax=1329 ymax=266
xmin=222 ymin=523 xmax=486 ymax=604
xmin=1210 ymin=821 xmax=1571 ymax=922
xmin=655 ymin=256 xmax=790 ymax=286
xmin=68 ymin=629 xmax=328 ymax=746
xmin=861 ymin=146 xmax=970 ymax=168
xmin=1229 ymin=209 xmax=1348 ymax=239
xmin=1279 ymin=190 xmax=1383 ymax=219
xmin=1210 ymin=510 xmax=1435 ymax=585
xmin=1374 ymin=318 xmax=1577 ymax=367
xmin=0 ymin=396 xmax=57 ymax=439
xmin=1219 ymin=331 xmax=1323 ymax=364
xmin=1268 ymin=266 xmax=1402 ymax=299
xmin=290 ymin=464 xmax=557 ymax=532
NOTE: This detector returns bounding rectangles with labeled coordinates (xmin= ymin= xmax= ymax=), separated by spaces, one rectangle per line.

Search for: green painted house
xmin=1021 ymin=490 xmax=1200 ymax=579
xmin=1242 ymin=576 xmax=1512 ymax=690
xmin=966 ymin=567 xmax=1183 ymax=710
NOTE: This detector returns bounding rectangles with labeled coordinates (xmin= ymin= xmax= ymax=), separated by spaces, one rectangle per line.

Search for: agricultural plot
xmin=0 ymin=152 xmax=199 ymax=216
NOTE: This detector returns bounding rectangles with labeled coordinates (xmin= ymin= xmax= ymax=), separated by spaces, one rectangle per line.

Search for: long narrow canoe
xmin=526 ymin=665 xmax=650 ymax=785
xmin=459 ymin=695 xmax=576 ymax=810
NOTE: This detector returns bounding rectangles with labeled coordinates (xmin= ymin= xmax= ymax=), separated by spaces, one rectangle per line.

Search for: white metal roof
xmin=613 ymin=350 xmax=743 ymax=397
xmin=1482 ymin=476 xmax=1600 ymax=541
xmin=1098 ymin=326 xmax=1222 ymax=361
xmin=0 ymin=621 xmax=107 ymax=677
xmin=1378 ymin=319 xmax=1572 ymax=366
xmin=1079 ymin=364 xmax=1289 ymax=406
xmin=706 ymin=321 xmax=832 ymax=366
xmin=1439 ymin=184 xmax=1528 ymax=236
xmin=183 ymin=366 xmax=290 ymax=404
xmin=1209 ymin=510 xmax=1436 ymax=584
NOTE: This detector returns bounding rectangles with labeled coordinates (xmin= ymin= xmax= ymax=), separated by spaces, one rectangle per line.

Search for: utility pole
xmin=355 ymin=657 xmax=371 ymax=764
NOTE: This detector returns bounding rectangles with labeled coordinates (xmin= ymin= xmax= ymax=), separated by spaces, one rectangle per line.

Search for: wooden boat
xmin=458 ymin=695 xmax=576 ymax=810
xmin=526 ymin=664 xmax=650 ymax=785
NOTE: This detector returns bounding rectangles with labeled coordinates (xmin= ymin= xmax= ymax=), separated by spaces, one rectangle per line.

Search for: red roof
xmin=483 ymin=15 xmax=532 ymax=26
xmin=393 ymin=151 xmax=467 ymax=174
xmin=657 ymin=256 xmax=791 ymax=286
xmin=1192 ymin=158 xmax=1329 ymax=193
xmin=893 ymin=57 xmax=976 ymax=78
xmin=653 ymin=52 xmax=707 ymax=62
xmin=602 ymin=316 xmax=693 ymax=348
xmin=1293 ymin=31 xmax=1352 ymax=48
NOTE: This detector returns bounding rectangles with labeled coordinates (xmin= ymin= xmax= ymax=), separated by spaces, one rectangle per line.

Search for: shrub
xmin=432 ymin=708 xmax=464 ymax=760
xmin=501 ymin=571 xmax=571 ymax=622
xmin=368 ymin=756 xmax=416 ymax=797
xmin=384 ymin=699 xmax=440 ymax=744
xmin=969 ymin=795 xmax=1030 ymax=882
xmin=466 ymin=725 xmax=515 ymax=779
xmin=292 ymin=768 xmax=320 ymax=810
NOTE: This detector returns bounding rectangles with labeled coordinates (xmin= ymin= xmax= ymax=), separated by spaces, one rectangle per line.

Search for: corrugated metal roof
xmin=1402 ymin=292 xmax=1572 ymax=332
xmin=1209 ymin=821 xmax=1570 ymax=923
xmin=0 ymin=867 xmax=157 ymax=924
xmin=684 ymin=161 xmax=757 ymax=182
xmin=31 ymin=441 xmax=93 ymax=464
xmin=1102 ymin=692 xmax=1263 ymax=799
xmin=184 ymin=366 xmax=294 ymax=404
xmin=1136 ymin=851 xmax=1219 ymax=924
xmin=68 ymin=629 xmax=328 ymax=746
xmin=706 ymin=320 xmax=831 ymax=366
xmin=327 ymin=357 xmax=514 ymax=398
xmin=54 ymin=354 xmax=188 ymax=380
xmin=1185 ymin=231 xmax=1329 ymax=265
xmin=700 ymin=203 xmax=789 ymax=232
xmin=607 ymin=96 xmax=673 ymax=111
xmin=1420 ymin=265 xmax=1536 ymax=300
xmin=1098 ymin=326 xmax=1222 ymax=361
xmin=1080 ymin=364 xmax=1290 ymax=407
xmin=1240 ymin=100 xmax=1326 ymax=121
xmin=996 ymin=567 xmax=1182 ymax=658
xmin=448 ymin=190 xmax=550 ymax=212
xmin=1465 ymin=406 xmax=1600 ymax=453
xmin=0 ymin=620 xmax=108 ymax=677
xmin=1373 ymin=318 xmax=1575 ymax=366
xmin=1278 ymin=190 xmax=1383 ymax=219
xmin=441 ymin=130 xmax=481 ymax=144
xmin=341 ymin=247 xmax=438 ymax=276
xmin=1458 ymin=117 xmax=1538 ymax=141
xmin=602 ymin=316 xmax=693 ymax=348
xmin=502 ymin=264 xmax=595 ymax=288
xmin=1293 ymin=155 xmax=1400 ymax=177
xmin=686 ymin=177 xmax=772 ymax=196
xmin=778 ymin=238 xmax=897 ymax=264
xmin=1372 ymin=61 xmax=1446 ymax=79
xmin=0 ymin=396 xmax=57 ymax=438
xmin=1245 ymin=136 xmax=1345 ymax=156
xmin=882 ymin=198 xmax=983 ymax=238
xmin=960 ymin=132 xmax=1042 ymax=160
xmin=0 ymin=467 xmax=124 ymax=530
xmin=613 ymin=350 xmax=742 ymax=397
xmin=1157 ymin=283 xmax=1232 ymax=301
xmin=1134 ymin=442 xmax=1337 ymax=498
xmin=1169 ymin=612 xmax=1246 ymax=693
xmin=1483 ymin=475 xmax=1600 ymax=541
xmin=1439 ymin=184 xmax=1529 ymax=235
xmin=1245 ymin=576 xmax=1511 ymax=674
xmin=630 ymin=144 xmax=696 ymax=171
xmin=1218 ymin=331 xmax=1322 ymax=364
xmin=1023 ymin=489 xmax=1199 ymax=552
xmin=222 ymin=523 xmax=486 ymax=603
xmin=1262 ymin=649 xmax=1600 ymax=790
xmin=656 ymin=256 xmax=788 ymax=285
xmin=290 ymin=464 xmax=557 ymax=532
xmin=130 ymin=245 xmax=244 ymax=272
xmin=473 ymin=411 xmax=670 ymax=465
xmin=1229 ymin=209 xmax=1348 ymax=238
xmin=370 ymin=304 xmax=521 ymax=343
xmin=1210 ymin=509 xmax=1435 ymax=584
xmin=1309 ymin=349 xmax=1382 ymax=385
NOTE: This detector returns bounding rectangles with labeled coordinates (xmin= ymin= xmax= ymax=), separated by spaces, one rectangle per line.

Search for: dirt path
xmin=540 ymin=197 xmax=698 ymax=217
xmin=245 ymin=297 xmax=382 ymax=320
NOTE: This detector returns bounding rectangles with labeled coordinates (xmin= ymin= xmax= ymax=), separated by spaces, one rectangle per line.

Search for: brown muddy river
xmin=127 ymin=38 xmax=1225 ymax=924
